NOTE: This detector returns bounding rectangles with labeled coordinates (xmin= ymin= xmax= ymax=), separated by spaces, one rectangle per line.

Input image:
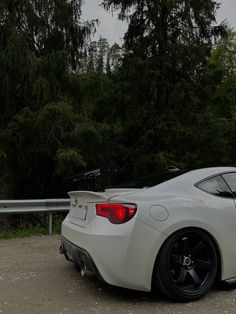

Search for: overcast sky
xmin=82 ymin=0 xmax=236 ymax=44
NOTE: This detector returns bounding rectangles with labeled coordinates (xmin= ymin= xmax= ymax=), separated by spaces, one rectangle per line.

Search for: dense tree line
xmin=0 ymin=0 xmax=236 ymax=198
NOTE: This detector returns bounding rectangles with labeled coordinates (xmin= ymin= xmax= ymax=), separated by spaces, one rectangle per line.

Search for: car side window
xmin=196 ymin=175 xmax=233 ymax=198
xmin=222 ymin=173 xmax=236 ymax=196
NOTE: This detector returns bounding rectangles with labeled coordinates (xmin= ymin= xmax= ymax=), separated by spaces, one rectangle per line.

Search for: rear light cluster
xmin=96 ymin=203 xmax=137 ymax=224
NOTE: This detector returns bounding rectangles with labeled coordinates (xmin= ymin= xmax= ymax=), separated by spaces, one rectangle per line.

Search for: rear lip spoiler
xmin=60 ymin=236 xmax=103 ymax=280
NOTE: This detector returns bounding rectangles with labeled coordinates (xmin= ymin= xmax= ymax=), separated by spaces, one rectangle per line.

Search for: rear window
xmin=196 ymin=175 xmax=232 ymax=198
xmin=222 ymin=173 xmax=236 ymax=194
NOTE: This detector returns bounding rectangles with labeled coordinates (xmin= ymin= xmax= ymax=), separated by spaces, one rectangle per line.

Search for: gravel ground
xmin=0 ymin=235 xmax=236 ymax=314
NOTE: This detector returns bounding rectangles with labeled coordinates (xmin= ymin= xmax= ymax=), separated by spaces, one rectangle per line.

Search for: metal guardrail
xmin=0 ymin=199 xmax=70 ymax=235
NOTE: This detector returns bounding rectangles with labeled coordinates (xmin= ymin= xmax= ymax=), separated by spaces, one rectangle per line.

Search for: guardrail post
xmin=49 ymin=212 xmax=53 ymax=235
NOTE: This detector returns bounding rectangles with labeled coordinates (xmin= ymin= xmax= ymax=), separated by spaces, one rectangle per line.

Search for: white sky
xmin=82 ymin=0 xmax=236 ymax=44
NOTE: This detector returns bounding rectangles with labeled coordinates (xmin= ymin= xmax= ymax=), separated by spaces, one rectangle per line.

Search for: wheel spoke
xmin=191 ymin=241 xmax=205 ymax=258
xmin=195 ymin=259 xmax=210 ymax=269
xmin=175 ymin=267 xmax=187 ymax=284
xmin=189 ymin=268 xmax=201 ymax=287
xmin=182 ymin=237 xmax=190 ymax=254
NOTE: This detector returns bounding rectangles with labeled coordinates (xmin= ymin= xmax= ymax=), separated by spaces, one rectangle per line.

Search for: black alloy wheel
xmin=154 ymin=228 xmax=218 ymax=302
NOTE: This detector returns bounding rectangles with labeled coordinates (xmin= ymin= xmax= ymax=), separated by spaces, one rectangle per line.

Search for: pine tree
xmin=102 ymin=0 xmax=224 ymax=115
xmin=0 ymin=0 xmax=95 ymax=121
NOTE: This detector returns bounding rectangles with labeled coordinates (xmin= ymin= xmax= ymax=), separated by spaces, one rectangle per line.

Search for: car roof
xmin=178 ymin=166 xmax=236 ymax=179
xmin=153 ymin=167 xmax=236 ymax=192
xmin=122 ymin=167 xmax=236 ymax=198
xmin=188 ymin=167 xmax=236 ymax=177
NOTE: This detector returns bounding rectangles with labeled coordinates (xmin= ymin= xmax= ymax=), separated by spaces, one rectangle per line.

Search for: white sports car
xmin=60 ymin=167 xmax=236 ymax=301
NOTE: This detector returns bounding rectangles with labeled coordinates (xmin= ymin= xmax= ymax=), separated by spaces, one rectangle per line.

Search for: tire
xmin=153 ymin=228 xmax=218 ymax=302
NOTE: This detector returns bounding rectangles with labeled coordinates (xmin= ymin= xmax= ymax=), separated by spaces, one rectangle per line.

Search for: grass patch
xmin=0 ymin=226 xmax=48 ymax=239
xmin=0 ymin=213 xmax=65 ymax=240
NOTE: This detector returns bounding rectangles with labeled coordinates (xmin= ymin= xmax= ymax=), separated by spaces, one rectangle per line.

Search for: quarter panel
xmin=116 ymin=188 xmax=236 ymax=281
xmin=153 ymin=192 xmax=236 ymax=281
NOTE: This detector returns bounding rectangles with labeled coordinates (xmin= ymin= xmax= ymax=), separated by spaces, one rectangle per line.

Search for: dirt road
xmin=0 ymin=235 xmax=236 ymax=314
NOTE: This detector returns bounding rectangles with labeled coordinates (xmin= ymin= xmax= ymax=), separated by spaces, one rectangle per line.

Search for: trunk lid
xmin=68 ymin=191 xmax=108 ymax=227
xmin=68 ymin=189 xmax=141 ymax=227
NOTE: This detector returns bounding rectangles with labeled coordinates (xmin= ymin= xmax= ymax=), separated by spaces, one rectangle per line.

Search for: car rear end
xmin=61 ymin=190 xmax=166 ymax=291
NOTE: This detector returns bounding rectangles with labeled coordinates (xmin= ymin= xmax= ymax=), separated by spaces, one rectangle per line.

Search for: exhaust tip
xmin=80 ymin=263 xmax=86 ymax=277
xmin=80 ymin=263 xmax=94 ymax=278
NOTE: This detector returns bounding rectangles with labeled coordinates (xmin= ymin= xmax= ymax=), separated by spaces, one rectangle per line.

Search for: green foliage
xmin=0 ymin=0 xmax=95 ymax=120
xmin=55 ymin=148 xmax=86 ymax=176
xmin=37 ymin=102 xmax=75 ymax=142
xmin=212 ymin=27 xmax=236 ymax=74
xmin=100 ymin=0 xmax=234 ymax=174
xmin=0 ymin=213 xmax=66 ymax=239
xmin=0 ymin=102 xmax=84 ymax=197
xmin=1 ymin=0 xmax=236 ymax=201
xmin=0 ymin=227 xmax=49 ymax=240
xmin=81 ymin=37 xmax=122 ymax=75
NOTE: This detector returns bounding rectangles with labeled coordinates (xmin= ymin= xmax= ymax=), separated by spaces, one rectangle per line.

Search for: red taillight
xmin=96 ymin=203 xmax=137 ymax=224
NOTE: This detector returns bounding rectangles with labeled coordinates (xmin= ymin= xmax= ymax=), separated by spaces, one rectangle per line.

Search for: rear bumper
xmin=60 ymin=236 xmax=102 ymax=280
xmin=61 ymin=215 xmax=167 ymax=291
